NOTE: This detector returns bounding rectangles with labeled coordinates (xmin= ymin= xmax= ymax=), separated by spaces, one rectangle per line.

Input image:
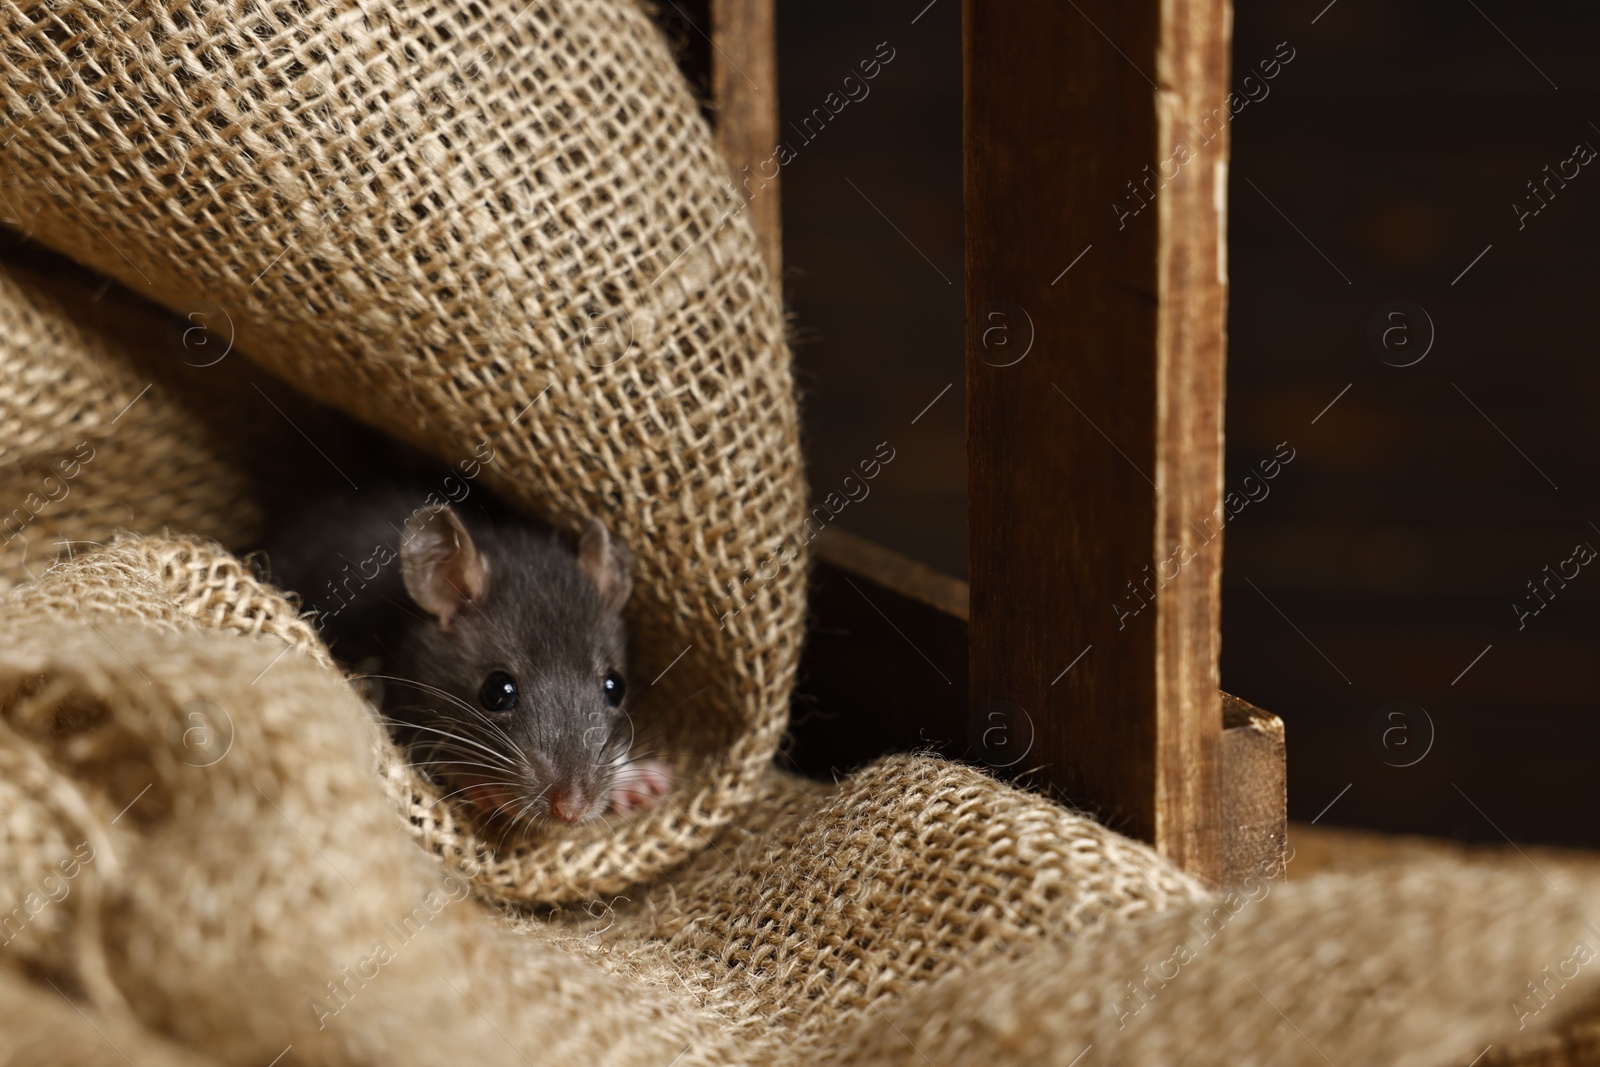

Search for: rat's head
xmin=387 ymin=504 xmax=634 ymax=830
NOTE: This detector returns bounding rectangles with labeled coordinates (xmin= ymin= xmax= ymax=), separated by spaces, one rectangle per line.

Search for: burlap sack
xmin=8 ymin=0 xmax=1600 ymax=1064
xmin=1 ymin=0 xmax=806 ymax=905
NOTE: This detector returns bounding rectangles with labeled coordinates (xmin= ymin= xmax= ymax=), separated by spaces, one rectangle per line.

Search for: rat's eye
xmin=602 ymin=670 xmax=626 ymax=708
xmin=479 ymin=671 xmax=518 ymax=712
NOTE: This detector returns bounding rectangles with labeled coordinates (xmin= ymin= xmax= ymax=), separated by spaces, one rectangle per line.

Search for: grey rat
xmin=266 ymin=488 xmax=672 ymax=828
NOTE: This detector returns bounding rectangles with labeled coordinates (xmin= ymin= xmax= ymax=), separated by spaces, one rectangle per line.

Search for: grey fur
xmin=266 ymin=487 xmax=630 ymax=829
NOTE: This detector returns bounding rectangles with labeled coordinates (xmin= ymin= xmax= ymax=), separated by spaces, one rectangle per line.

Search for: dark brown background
xmin=775 ymin=0 xmax=1600 ymax=848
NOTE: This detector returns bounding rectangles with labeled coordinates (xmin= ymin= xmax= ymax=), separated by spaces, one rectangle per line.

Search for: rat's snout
xmin=547 ymin=780 xmax=594 ymax=823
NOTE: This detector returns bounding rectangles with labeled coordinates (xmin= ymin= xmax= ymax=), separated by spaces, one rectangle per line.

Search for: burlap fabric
xmin=6 ymin=539 xmax=1600 ymax=1066
xmin=5 ymin=0 xmax=1600 ymax=1063
xmin=1 ymin=0 xmax=805 ymax=907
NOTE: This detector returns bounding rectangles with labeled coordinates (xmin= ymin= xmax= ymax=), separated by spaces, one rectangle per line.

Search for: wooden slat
xmin=1220 ymin=692 xmax=1287 ymax=886
xmin=786 ymin=529 xmax=971 ymax=779
xmin=710 ymin=0 xmax=781 ymax=271
xmin=810 ymin=526 xmax=969 ymax=620
xmin=793 ymin=535 xmax=1285 ymax=884
xmin=964 ymin=0 xmax=1231 ymax=882
xmin=692 ymin=0 xmax=1267 ymax=884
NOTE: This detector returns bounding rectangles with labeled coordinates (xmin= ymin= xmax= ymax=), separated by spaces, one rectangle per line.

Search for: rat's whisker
xmin=424 ymin=779 xmax=529 ymax=812
xmin=509 ymin=792 xmax=546 ymax=838
xmin=484 ymin=788 xmax=538 ymax=826
xmin=480 ymin=793 xmax=537 ymax=825
xmin=448 ymin=704 xmax=522 ymax=752
xmin=370 ymin=675 xmax=490 ymax=727
xmin=404 ymin=729 xmax=501 ymax=758
xmin=410 ymin=757 xmax=513 ymax=776
xmin=370 ymin=675 xmax=521 ymax=748
xmin=396 ymin=693 xmax=523 ymax=755
xmin=373 ymin=716 xmax=516 ymax=767
xmin=380 ymin=674 xmax=480 ymax=712
xmin=412 ymin=748 xmax=507 ymax=779
xmin=392 ymin=735 xmax=508 ymax=772
xmin=508 ymin=785 xmax=556 ymax=840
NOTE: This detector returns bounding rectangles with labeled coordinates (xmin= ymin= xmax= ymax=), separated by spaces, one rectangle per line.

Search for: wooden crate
xmin=671 ymin=0 xmax=1285 ymax=888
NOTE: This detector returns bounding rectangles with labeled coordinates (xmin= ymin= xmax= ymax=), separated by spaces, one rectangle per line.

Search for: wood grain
xmin=964 ymin=0 xmax=1231 ymax=882
xmin=794 ymin=536 xmax=1284 ymax=887
xmin=710 ymin=0 xmax=782 ymax=271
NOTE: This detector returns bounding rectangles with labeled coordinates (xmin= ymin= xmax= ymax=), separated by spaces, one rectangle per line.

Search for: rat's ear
xmin=400 ymin=504 xmax=488 ymax=628
xmin=578 ymin=518 xmax=632 ymax=614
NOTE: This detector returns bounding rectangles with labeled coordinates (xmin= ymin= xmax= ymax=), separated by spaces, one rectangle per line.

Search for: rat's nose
xmin=548 ymin=783 xmax=591 ymax=823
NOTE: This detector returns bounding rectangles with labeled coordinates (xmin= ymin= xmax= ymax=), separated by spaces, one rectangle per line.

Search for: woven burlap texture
xmin=5 ymin=0 xmax=1600 ymax=1063
xmin=1 ymin=0 xmax=807 ymax=906
xmin=5 ymin=539 xmax=1600 ymax=1067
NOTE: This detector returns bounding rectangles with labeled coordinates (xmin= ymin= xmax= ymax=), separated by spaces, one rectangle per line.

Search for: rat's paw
xmin=609 ymin=759 xmax=673 ymax=814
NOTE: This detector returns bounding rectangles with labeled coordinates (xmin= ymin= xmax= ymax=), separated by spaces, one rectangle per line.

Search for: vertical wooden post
xmin=710 ymin=0 xmax=782 ymax=271
xmin=964 ymin=0 xmax=1231 ymax=882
